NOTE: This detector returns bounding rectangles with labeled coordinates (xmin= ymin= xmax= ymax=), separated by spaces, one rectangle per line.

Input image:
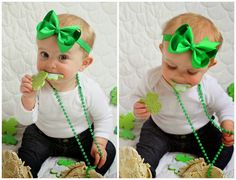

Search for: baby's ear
xmin=208 ymin=59 xmax=217 ymax=68
xmin=79 ymin=56 xmax=93 ymax=71
xmin=159 ymin=43 xmax=163 ymax=52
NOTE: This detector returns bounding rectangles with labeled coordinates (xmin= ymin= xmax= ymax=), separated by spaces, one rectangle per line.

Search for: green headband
xmin=36 ymin=10 xmax=91 ymax=54
xmin=163 ymin=24 xmax=220 ymax=69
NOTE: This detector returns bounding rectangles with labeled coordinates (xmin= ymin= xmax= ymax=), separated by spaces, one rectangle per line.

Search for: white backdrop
xmin=119 ymin=2 xmax=234 ymax=114
xmin=2 ymin=2 xmax=117 ymax=119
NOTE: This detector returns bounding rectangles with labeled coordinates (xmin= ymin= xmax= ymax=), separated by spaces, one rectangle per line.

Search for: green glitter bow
xmin=163 ymin=24 xmax=220 ymax=69
xmin=36 ymin=10 xmax=91 ymax=54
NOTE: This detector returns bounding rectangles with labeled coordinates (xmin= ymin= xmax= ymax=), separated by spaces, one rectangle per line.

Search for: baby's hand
xmin=221 ymin=120 xmax=234 ymax=147
xmin=20 ymin=74 xmax=37 ymax=99
xmin=90 ymin=137 xmax=107 ymax=169
xmin=20 ymin=74 xmax=37 ymax=110
xmin=133 ymin=101 xmax=151 ymax=120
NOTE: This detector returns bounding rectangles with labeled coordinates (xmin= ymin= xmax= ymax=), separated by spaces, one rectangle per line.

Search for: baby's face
xmin=160 ymin=42 xmax=210 ymax=87
xmin=36 ymin=36 xmax=86 ymax=83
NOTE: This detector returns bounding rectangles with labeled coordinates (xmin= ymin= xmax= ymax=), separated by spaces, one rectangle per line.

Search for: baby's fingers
xmin=134 ymin=102 xmax=147 ymax=109
xmin=94 ymin=153 xmax=100 ymax=166
xmin=22 ymin=74 xmax=32 ymax=83
xmin=135 ymin=108 xmax=148 ymax=114
xmin=97 ymin=153 xmax=107 ymax=169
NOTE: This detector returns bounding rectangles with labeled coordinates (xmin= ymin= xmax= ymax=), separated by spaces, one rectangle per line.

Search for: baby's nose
xmin=46 ymin=59 xmax=57 ymax=69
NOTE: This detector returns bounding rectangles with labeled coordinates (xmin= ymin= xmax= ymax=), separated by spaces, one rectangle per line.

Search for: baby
xmin=6 ymin=10 xmax=116 ymax=178
xmin=132 ymin=13 xmax=234 ymax=177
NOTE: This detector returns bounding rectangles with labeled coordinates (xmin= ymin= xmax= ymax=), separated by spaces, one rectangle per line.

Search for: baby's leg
xmin=197 ymin=121 xmax=234 ymax=170
xmin=136 ymin=118 xmax=170 ymax=177
xmin=64 ymin=127 xmax=116 ymax=176
xmin=18 ymin=124 xmax=53 ymax=177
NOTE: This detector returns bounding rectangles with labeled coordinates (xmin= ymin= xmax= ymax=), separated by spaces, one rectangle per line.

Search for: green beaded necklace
xmin=52 ymin=73 xmax=102 ymax=177
xmin=173 ymin=84 xmax=234 ymax=177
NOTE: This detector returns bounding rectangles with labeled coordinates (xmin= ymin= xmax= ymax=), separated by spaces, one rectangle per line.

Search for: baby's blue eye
xmin=58 ymin=54 xmax=69 ymax=61
xmin=40 ymin=51 xmax=49 ymax=59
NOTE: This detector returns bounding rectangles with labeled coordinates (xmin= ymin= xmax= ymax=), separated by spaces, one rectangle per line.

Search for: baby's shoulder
xmin=201 ymin=73 xmax=220 ymax=92
xmin=144 ymin=66 xmax=162 ymax=86
xmin=201 ymin=74 xmax=218 ymax=86
xmin=78 ymin=72 xmax=101 ymax=90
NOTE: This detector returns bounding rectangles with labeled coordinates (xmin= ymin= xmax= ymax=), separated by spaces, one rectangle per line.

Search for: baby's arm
xmin=20 ymin=74 xmax=37 ymax=110
xmin=90 ymin=137 xmax=108 ymax=169
xmin=14 ymin=74 xmax=38 ymax=126
xmin=221 ymin=120 xmax=234 ymax=147
xmin=131 ymin=68 xmax=161 ymax=120
xmin=204 ymin=75 xmax=234 ymax=146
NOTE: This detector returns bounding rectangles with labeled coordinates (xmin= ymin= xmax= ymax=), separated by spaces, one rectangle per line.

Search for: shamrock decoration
xmin=50 ymin=168 xmax=62 ymax=178
xmin=227 ymin=83 xmax=234 ymax=101
xmin=32 ymin=71 xmax=48 ymax=90
xmin=168 ymin=162 xmax=186 ymax=174
xmin=140 ymin=92 xmax=161 ymax=115
xmin=175 ymin=154 xmax=194 ymax=163
xmin=119 ymin=129 xmax=136 ymax=140
xmin=110 ymin=86 xmax=117 ymax=105
xmin=114 ymin=126 xmax=117 ymax=135
xmin=119 ymin=112 xmax=135 ymax=130
xmin=57 ymin=159 xmax=76 ymax=167
xmin=2 ymin=117 xmax=18 ymax=145
xmin=2 ymin=134 xmax=18 ymax=145
xmin=2 ymin=117 xmax=18 ymax=135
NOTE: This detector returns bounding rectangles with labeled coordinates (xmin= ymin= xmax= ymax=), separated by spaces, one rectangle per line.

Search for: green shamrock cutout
xmin=32 ymin=71 xmax=48 ymax=90
xmin=119 ymin=129 xmax=136 ymax=140
xmin=168 ymin=162 xmax=186 ymax=174
xmin=2 ymin=117 xmax=18 ymax=135
xmin=175 ymin=154 xmax=194 ymax=162
xmin=114 ymin=126 xmax=117 ymax=135
xmin=47 ymin=73 xmax=64 ymax=80
xmin=140 ymin=92 xmax=161 ymax=115
xmin=168 ymin=164 xmax=179 ymax=174
xmin=2 ymin=134 xmax=18 ymax=145
xmin=227 ymin=83 xmax=234 ymax=101
xmin=57 ymin=159 xmax=76 ymax=167
xmin=119 ymin=112 xmax=135 ymax=130
xmin=110 ymin=86 xmax=117 ymax=105
xmin=50 ymin=168 xmax=61 ymax=178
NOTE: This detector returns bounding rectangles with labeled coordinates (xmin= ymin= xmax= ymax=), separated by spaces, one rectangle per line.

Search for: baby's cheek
xmin=162 ymin=67 xmax=171 ymax=78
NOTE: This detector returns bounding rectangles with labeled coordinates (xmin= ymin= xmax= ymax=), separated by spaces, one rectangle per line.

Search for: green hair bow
xmin=163 ymin=24 xmax=220 ymax=69
xmin=36 ymin=10 xmax=91 ymax=54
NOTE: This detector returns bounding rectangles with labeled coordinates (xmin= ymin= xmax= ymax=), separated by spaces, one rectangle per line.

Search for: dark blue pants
xmin=136 ymin=118 xmax=234 ymax=177
xmin=18 ymin=124 xmax=116 ymax=178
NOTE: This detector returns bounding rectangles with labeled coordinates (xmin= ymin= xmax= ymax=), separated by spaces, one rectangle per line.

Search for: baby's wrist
xmin=94 ymin=137 xmax=108 ymax=147
xmin=21 ymin=96 xmax=36 ymax=111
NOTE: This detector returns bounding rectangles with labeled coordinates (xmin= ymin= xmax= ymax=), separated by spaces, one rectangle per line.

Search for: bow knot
xmin=163 ymin=24 xmax=220 ymax=69
xmin=54 ymin=27 xmax=60 ymax=34
xmin=36 ymin=10 xmax=81 ymax=53
xmin=190 ymin=43 xmax=195 ymax=50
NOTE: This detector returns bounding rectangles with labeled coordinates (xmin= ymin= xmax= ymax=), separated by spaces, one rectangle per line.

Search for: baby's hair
xmin=162 ymin=13 xmax=223 ymax=49
xmin=58 ymin=14 xmax=95 ymax=55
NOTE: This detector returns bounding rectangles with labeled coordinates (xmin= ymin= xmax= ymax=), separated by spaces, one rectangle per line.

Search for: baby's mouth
xmin=44 ymin=71 xmax=64 ymax=80
xmin=171 ymin=80 xmax=191 ymax=93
